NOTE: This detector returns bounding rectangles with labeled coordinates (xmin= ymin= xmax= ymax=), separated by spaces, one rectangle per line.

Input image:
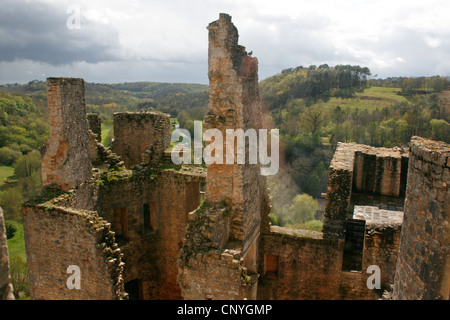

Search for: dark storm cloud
xmin=0 ymin=0 xmax=448 ymax=85
xmin=0 ymin=0 xmax=121 ymax=65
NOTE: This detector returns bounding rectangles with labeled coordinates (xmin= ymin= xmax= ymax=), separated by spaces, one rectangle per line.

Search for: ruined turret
xmin=41 ymin=77 xmax=92 ymax=191
xmin=111 ymin=112 xmax=171 ymax=168
xmin=177 ymin=13 xmax=270 ymax=300
xmin=204 ymin=12 xmax=266 ymax=247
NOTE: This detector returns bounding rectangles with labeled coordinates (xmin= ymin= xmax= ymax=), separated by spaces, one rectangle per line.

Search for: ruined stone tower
xmin=41 ymin=78 xmax=92 ymax=191
xmin=111 ymin=112 xmax=171 ymax=167
xmin=204 ymin=13 xmax=266 ymax=252
xmin=177 ymin=13 xmax=270 ymax=300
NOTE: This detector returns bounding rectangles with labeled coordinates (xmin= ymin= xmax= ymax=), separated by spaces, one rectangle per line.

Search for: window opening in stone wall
xmin=264 ymin=254 xmax=279 ymax=279
xmin=342 ymin=219 xmax=366 ymax=272
xmin=143 ymin=202 xmax=157 ymax=232
xmin=400 ymin=156 xmax=409 ymax=196
xmin=113 ymin=207 xmax=128 ymax=241
xmin=124 ymin=279 xmax=143 ymax=300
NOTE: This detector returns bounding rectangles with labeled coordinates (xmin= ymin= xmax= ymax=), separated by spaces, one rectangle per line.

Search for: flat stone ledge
xmin=353 ymin=205 xmax=403 ymax=226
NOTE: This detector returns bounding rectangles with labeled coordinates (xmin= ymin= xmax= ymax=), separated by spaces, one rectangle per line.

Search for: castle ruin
xmin=0 ymin=13 xmax=448 ymax=301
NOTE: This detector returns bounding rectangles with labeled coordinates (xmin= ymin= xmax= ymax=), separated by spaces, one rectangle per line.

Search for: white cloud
xmin=84 ymin=9 xmax=110 ymax=25
xmin=424 ymin=35 xmax=442 ymax=48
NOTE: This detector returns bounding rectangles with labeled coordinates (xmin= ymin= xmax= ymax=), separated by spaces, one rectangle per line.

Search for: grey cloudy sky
xmin=1 ymin=0 xmax=449 ymax=84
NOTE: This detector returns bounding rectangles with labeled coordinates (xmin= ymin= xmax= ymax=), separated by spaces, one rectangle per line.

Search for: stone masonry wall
xmin=76 ymin=166 xmax=205 ymax=300
xmin=363 ymin=223 xmax=402 ymax=291
xmin=323 ymin=142 xmax=408 ymax=239
xmin=178 ymin=247 xmax=256 ymax=300
xmin=258 ymin=230 xmax=345 ymax=300
xmin=258 ymin=226 xmax=397 ymax=300
xmin=111 ymin=112 xmax=171 ymax=168
xmin=267 ymin=141 xmax=409 ymax=300
xmin=24 ymin=162 xmax=204 ymax=300
xmin=393 ymin=137 xmax=450 ymax=300
xmin=23 ymin=204 xmax=126 ymax=300
xmin=41 ymin=77 xmax=92 ymax=191
xmin=177 ymin=201 xmax=257 ymax=299
xmin=0 ymin=207 xmax=14 ymax=300
xmin=322 ymin=143 xmax=355 ymax=239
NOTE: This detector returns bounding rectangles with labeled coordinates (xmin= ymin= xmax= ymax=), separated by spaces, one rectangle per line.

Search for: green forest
xmin=260 ymin=65 xmax=449 ymax=227
xmin=0 ymin=66 xmax=449 ymax=298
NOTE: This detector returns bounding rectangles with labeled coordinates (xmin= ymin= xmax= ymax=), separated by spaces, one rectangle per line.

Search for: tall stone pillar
xmin=41 ymin=77 xmax=92 ymax=191
xmin=178 ymin=13 xmax=269 ymax=300
xmin=204 ymin=12 xmax=264 ymax=247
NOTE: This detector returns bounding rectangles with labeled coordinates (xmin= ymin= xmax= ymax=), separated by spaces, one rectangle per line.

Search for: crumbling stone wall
xmin=22 ymin=204 xmax=126 ymax=300
xmin=25 ymin=164 xmax=204 ymax=300
xmin=177 ymin=202 xmax=257 ymax=300
xmin=24 ymin=76 xmax=205 ymax=300
xmin=0 ymin=207 xmax=14 ymax=300
xmin=393 ymin=137 xmax=450 ymax=300
xmin=178 ymin=247 xmax=256 ymax=300
xmin=258 ymin=229 xmax=345 ymax=300
xmin=322 ymin=143 xmax=356 ymax=239
xmin=257 ymin=225 xmax=396 ymax=300
xmin=111 ymin=112 xmax=171 ymax=168
xmin=353 ymin=150 xmax=407 ymax=197
xmin=87 ymin=131 xmax=123 ymax=169
xmin=41 ymin=78 xmax=92 ymax=191
xmin=93 ymin=167 xmax=204 ymax=300
xmin=255 ymin=142 xmax=408 ymax=300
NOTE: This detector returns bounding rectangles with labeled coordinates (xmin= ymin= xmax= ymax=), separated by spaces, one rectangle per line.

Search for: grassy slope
xmin=6 ymin=221 xmax=26 ymax=261
xmin=101 ymin=123 xmax=113 ymax=147
xmin=322 ymin=86 xmax=408 ymax=112
xmin=0 ymin=166 xmax=14 ymax=187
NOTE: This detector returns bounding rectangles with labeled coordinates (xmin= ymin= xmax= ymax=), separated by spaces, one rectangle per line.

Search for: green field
xmin=0 ymin=165 xmax=14 ymax=186
xmin=322 ymin=86 xmax=409 ymax=112
xmin=6 ymin=221 xmax=27 ymax=262
xmin=101 ymin=122 xmax=113 ymax=147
